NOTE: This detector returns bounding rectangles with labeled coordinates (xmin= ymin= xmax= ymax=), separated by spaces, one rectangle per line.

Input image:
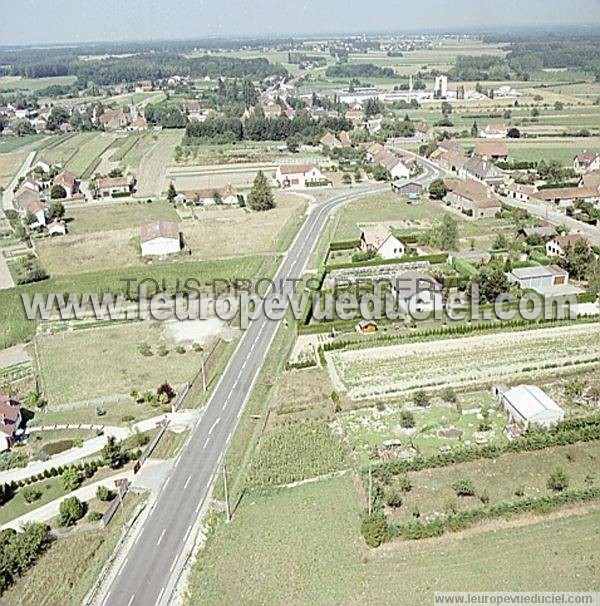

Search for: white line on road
xmin=127 ymin=595 xmax=135 ymax=606
xmin=116 ymin=558 xmax=128 ymax=577
xmin=208 ymin=417 xmax=221 ymax=435
xmin=101 ymin=591 xmax=111 ymax=606
xmin=203 ymin=437 xmax=210 ymax=449
xmin=169 ymin=555 xmax=178 ymax=573
xmin=156 ymin=529 xmax=166 ymax=546
xmin=183 ymin=475 xmax=191 ymax=490
xmin=156 ymin=586 xmax=165 ymax=605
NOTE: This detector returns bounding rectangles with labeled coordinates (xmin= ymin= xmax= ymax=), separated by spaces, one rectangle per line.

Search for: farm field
xmin=388 ymin=440 xmax=600 ymax=523
xmin=0 ymin=151 xmax=27 ymax=188
xmin=0 ymin=492 xmax=145 ymax=606
xmin=327 ymin=323 xmax=600 ymax=399
xmin=185 ymin=472 xmax=600 ymax=606
xmin=0 ymin=75 xmax=77 ymax=92
xmin=37 ymin=193 xmax=304 ymax=275
xmin=36 ymin=320 xmax=210 ymax=405
xmin=135 ymin=129 xmax=184 ymax=197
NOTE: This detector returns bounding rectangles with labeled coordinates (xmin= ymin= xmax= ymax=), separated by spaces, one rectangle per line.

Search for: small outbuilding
xmin=140 ymin=220 xmax=181 ymax=257
xmin=499 ymin=384 xmax=564 ymax=432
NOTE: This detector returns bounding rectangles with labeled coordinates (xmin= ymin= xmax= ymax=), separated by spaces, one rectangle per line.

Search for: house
xmin=373 ymin=150 xmax=410 ymax=180
xmin=393 ymin=270 xmax=443 ymax=316
xmin=573 ymin=150 xmax=600 ymax=174
xmin=448 ymin=250 xmax=492 ymax=265
xmin=31 ymin=158 xmax=53 ymax=174
xmin=510 ymin=265 xmax=569 ymax=290
xmin=101 ymin=108 xmax=129 ymax=131
xmin=95 ymin=176 xmax=134 ymax=198
xmin=475 ymin=141 xmax=509 ymax=163
xmin=140 ymin=221 xmax=181 ymax=257
xmin=52 ymin=170 xmax=79 ymax=199
xmin=579 ymin=170 xmax=600 ymax=189
xmin=504 ymin=182 xmax=538 ymax=202
xmin=20 ymin=200 xmax=47 ymax=227
xmin=437 ymin=139 xmax=464 ymax=154
xmin=339 ymin=131 xmax=352 ymax=147
xmin=47 ymin=219 xmax=67 ymax=236
xmin=459 ymin=156 xmax=504 ymax=186
xmin=414 ymin=122 xmax=432 ymax=142
xmin=366 ymin=114 xmax=382 ymax=134
xmin=432 ymin=148 xmax=467 ymax=173
xmin=365 ymin=142 xmax=384 ymax=162
xmin=480 ymin=124 xmax=508 ymax=139
xmin=392 ymin=180 xmax=423 ymax=197
xmin=180 ymin=184 xmax=244 ymax=206
xmin=546 ymin=234 xmax=590 ymax=258
xmin=13 ymin=186 xmax=42 ymax=210
xmin=517 ymin=225 xmax=556 ymax=242
xmin=21 ymin=178 xmax=42 ymax=193
xmin=346 ymin=109 xmax=365 ymax=128
xmin=444 ymin=178 xmax=502 ymax=218
xmin=276 ymin=164 xmax=325 ymax=188
xmin=499 ymin=384 xmax=564 ymax=432
xmin=263 ymin=103 xmax=283 ymax=119
xmin=319 ymin=132 xmax=342 ymax=149
xmin=533 ymin=187 xmax=600 ymax=209
xmin=0 ymin=392 xmax=22 ymax=452
xmin=360 ymin=225 xmax=405 ymax=259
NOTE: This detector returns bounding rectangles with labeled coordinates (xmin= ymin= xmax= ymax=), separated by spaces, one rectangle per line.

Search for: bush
xmin=61 ymin=468 xmax=82 ymax=492
xmin=96 ymin=485 xmax=113 ymax=502
xmin=58 ymin=496 xmax=85 ymax=527
xmin=22 ymin=485 xmax=42 ymax=503
xmin=138 ymin=342 xmax=152 ymax=356
xmin=361 ymin=510 xmax=389 ymax=547
xmin=397 ymin=474 xmax=412 ymax=493
xmin=452 ymin=478 xmax=476 ymax=497
xmin=87 ymin=511 xmax=102 ymax=522
xmin=399 ymin=410 xmax=415 ymax=428
xmin=175 ymin=345 xmax=186 ymax=354
xmin=413 ymin=390 xmax=430 ymax=407
xmin=440 ymin=387 xmax=457 ymax=403
xmin=547 ymin=467 xmax=569 ymax=492
xmin=385 ymin=490 xmax=403 ymax=508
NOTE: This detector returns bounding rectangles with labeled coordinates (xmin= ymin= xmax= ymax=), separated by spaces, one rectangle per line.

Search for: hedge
xmin=452 ymin=257 xmax=478 ymax=278
xmin=329 ymin=239 xmax=361 ymax=252
xmin=326 ymin=252 xmax=448 ymax=271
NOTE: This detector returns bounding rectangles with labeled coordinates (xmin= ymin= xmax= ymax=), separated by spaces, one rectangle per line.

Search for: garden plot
xmin=327 ymin=324 xmax=600 ymax=400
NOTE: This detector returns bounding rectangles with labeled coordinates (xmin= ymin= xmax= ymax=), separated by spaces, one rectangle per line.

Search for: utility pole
xmin=223 ymin=463 xmax=231 ymax=523
xmin=368 ymin=465 xmax=372 ymax=516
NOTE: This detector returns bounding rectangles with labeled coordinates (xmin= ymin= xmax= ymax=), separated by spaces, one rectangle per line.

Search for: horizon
xmin=1 ymin=0 xmax=600 ymax=47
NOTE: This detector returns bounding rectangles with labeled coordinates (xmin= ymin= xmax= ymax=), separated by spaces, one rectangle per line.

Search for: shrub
xmin=87 ymin=511 xmax=102 ymax=522
xmin=361 ymin=510 xmax=389 ymax=547
xmin=452 ymin=478 xmax=476 ymax=497
xmin=96 ymin=485 xmax=113 ymax=502
xmin=157 ymin=344 xmax=168 ymax=357
xmin=138 ymin=342 xmax=152 ymax=356
xmin=61 ymin=468 xmax=82 ymax=492
xmin=175 ymin=345 xmax=186 ymax=354
xmin=58 ymin=496 xmax=85 ymax=527
xmin=547 ymin=467 xmax=569 ymax=492
xmin=399 ymin=410 xmax=415 ymax=428
xmin=413 ymin=390 xmax=430 ymax=407
xmin=22 ymin=485 xmax=42 ymax=503
xmin=514 ymin=485 xmax=525 ymax=497
xmin=385 ymin=490 xmax=403 ymax=508
xmin=397 ymin=474 xmax=412 ymax=493
xmin=440 ymin=387 xmax=457 ymax=403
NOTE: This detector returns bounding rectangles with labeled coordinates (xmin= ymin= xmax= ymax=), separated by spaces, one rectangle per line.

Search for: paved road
xmin=102 ymin=164 xmax=442 ymax=606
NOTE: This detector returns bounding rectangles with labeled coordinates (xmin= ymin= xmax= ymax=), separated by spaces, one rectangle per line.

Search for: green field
xmin=0 ymin=75 xmax=77 ymax=92
xmin=185 ymin=473 xmax=600 ymax=605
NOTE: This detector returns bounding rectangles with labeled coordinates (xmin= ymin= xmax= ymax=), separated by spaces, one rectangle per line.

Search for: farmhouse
xmin=393 ymin=270 xmax=443 ymax=315
xmin=373 ymin=150 xmax=410 ymax=180
xmin=499 ymin=384 xmax=564 ymax=432
xmin=437 ymin=139 xmax=464 ymax=154
xmin=339 ymin=131 xmax=352 ymax=147
xmin=95 ymin=176 xmax=134 ymax=198
xmin=52 ymin=170 xmax=79 ymax=199
xmin=504 ymin=182 xmax=538 ymax=202
xmin=573 ymin=150 xmax=600 ymax=173
xmin=480 ymin=123 xmax=508 ymax=139
xmin=180 ymin=184 xmax=244 ymax=206
xmin=365 ymin=142 xmax=384 ymax=161
xmin=580 ymin=170 xmax=600 ymax=189
xmin=444 ymin=178 xmax=502 ymax=218
xmin=546 ymin=234 xmax=590 ymax=258
xmin=517 ymin=224 xmax=556 ymax=241
xmin=509 ymin=265 xmax=569 ymax=291
xmin=532 ymin=186 xmax=600 ymax=209
xmin=475 ymin=141 xmax=509 ymax=162
xmin=431 ymin=148 xmax=467 ymax=173
xmin=13 ymin=186 xmax=42 ymax=209
xmin=140 ymin=221 xmax=181 ymax=257
xmin=360 ymin=225 xmax=405 ymax=259
xmin=0 ymin=392 xmax=22 ymax=452
xmin=20 ymin=200 xmax=47 ymax=227
xmin=31 ymin=158 xmax=53 ymax=174
xmin=275 ymin=163 xmax=325 ymax=188
xmin=459 ymin=155 xmax=504 ymax=186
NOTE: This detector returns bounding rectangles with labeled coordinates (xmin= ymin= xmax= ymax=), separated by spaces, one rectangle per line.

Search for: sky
xmin=1 ymin=0 xmax=599 ymax=46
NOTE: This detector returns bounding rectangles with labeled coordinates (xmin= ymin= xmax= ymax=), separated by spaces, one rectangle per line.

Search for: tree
xmin=428 ymin=178 xmax=447 ymax=200
xmin=342 ymin=173 xmax=352 ymax=185
xmin=248 ymin=171 xmax=275 ymax=211
xmin=361 ymin=510 xmax=388 ymax=548
xmin=49 ymin=200 xmax=65 ymax=219
xmin=286 ymin=136 xmax=300 ymax=153
xmin=213 ymin=190 xmax=223 ymax=205
xmin=470 ymin=261 xmax=510 ymax=302
xmin=452 ymin=477 xmax=476 ymax=496
xmin=507 ymin=127 xmax=521 ymax=139
xmin=413 ymin=390 xmax=430 ymax=407
xmin=59 ymin=496 xmax=85 ymax=526
xmin=50 ymin=184 xmax=67 ymax=199
xmin=61 ymin=468 xmax=82 ymax=491
xmin=431 ymin=215 xmax=458 ymax=250
xmin=470 ymin=121 xmax=478 ymax=137
xmin=559 ymin=240 xmax=593 ymax=280
xmin=371 ymin=164 xmax=390 ymax=181
xmin=22 ymin=486 xmax=42 ymax=503
xmin=166 ymin=182 xmax=177 ymax=204
xmin=96 ymin=485 xmax=113 ymax=502
xmin=102 ymin=436 xmax=126 ymax=469
xmin=547 ymin=467 xmax=569 ymax=492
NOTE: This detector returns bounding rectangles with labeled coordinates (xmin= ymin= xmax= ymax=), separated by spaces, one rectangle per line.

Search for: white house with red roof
xmin=0 ymin=392 xmax=22 ymax=452
xmin=276 ymin=163 xmax=325 ymax=188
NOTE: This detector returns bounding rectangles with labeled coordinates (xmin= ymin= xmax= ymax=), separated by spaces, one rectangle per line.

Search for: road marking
xmin=156 ymin=529 xmax=166 ymax=546
xmin=169 ymin=555 xmax=178 ymax=573
xmin=203 ymin=437 xmax=210 ymax=449
xmin=183 ymin=475 xmax=191 ymax=490
xmin=208 ymin=417 xmax=220 ymax=435
xmin=101 ymin=591 xmax=111 ymax=606
xmin=116 ymin=557 xmax=128 ymax=577
xmin=163 ymin=477 xmax=170 ymax=490
xmin=127 ymin=595 xmax=135 ymax=606
xmin=184 ymin=523 xmax=193 ymax=541
xmin=156 ymin=586 xmax=165 ymax=604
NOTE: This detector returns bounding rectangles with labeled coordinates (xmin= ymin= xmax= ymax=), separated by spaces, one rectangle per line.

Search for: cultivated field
xmin=327 ymin=324 xmax=600 ymax=399
xmin=135 ymin=130 xmax=183 ymax=197
xmin=0 ymin=151 xmax=27 ymax=188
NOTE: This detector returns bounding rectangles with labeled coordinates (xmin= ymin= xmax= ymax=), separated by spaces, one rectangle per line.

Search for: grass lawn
xmin=185 ymin=472 xmax=600 ymax=605
xmin=150 ymin=429 xmax=188 ymax=459
xmin=36 ymin=321 xmax=208 ymax=405
xmin=0 ymin=75 xmax=77 ymax=92
xmin=0 ymin=491 xmax=145 ymax=606
xmin=185 ymin=474 xmax=365 ymax=606
xmin=65 ymin=200 xmax=180 ymax=235
xmin=331 ymin=192 xmax=464 ymax=241
xmin=388 ymin=440 xmax=600 ymax=523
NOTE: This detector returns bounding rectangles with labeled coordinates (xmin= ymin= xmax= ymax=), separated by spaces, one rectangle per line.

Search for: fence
xmin=101 ymin=479 xmax=131 ymax=526
xmin=134 ymin=420 xmax=169 ymax=473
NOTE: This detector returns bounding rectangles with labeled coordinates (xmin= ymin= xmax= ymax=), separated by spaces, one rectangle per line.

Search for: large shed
xmin=500 ymin=384 xmax=564 ymax=430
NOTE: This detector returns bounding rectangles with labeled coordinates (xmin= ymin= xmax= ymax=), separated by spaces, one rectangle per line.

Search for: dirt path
xmin=0 ymin=343 xmax=29 ymax=368
xmin=135 ymin=130 xmax=183 ymax=198
xmin=0 ymin=253 xmax=14 ymax=289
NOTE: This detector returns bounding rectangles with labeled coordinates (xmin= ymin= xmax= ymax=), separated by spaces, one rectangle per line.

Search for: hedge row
xmin=329 ymin=239 xmax=361 ymax=252
xmin=366 ymin=415 xmax=600 ymax=480
xmin=325 ymin=252 xmax=448 ymax=271
xmin=388 ymin=487 xmax=600 ymax=541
